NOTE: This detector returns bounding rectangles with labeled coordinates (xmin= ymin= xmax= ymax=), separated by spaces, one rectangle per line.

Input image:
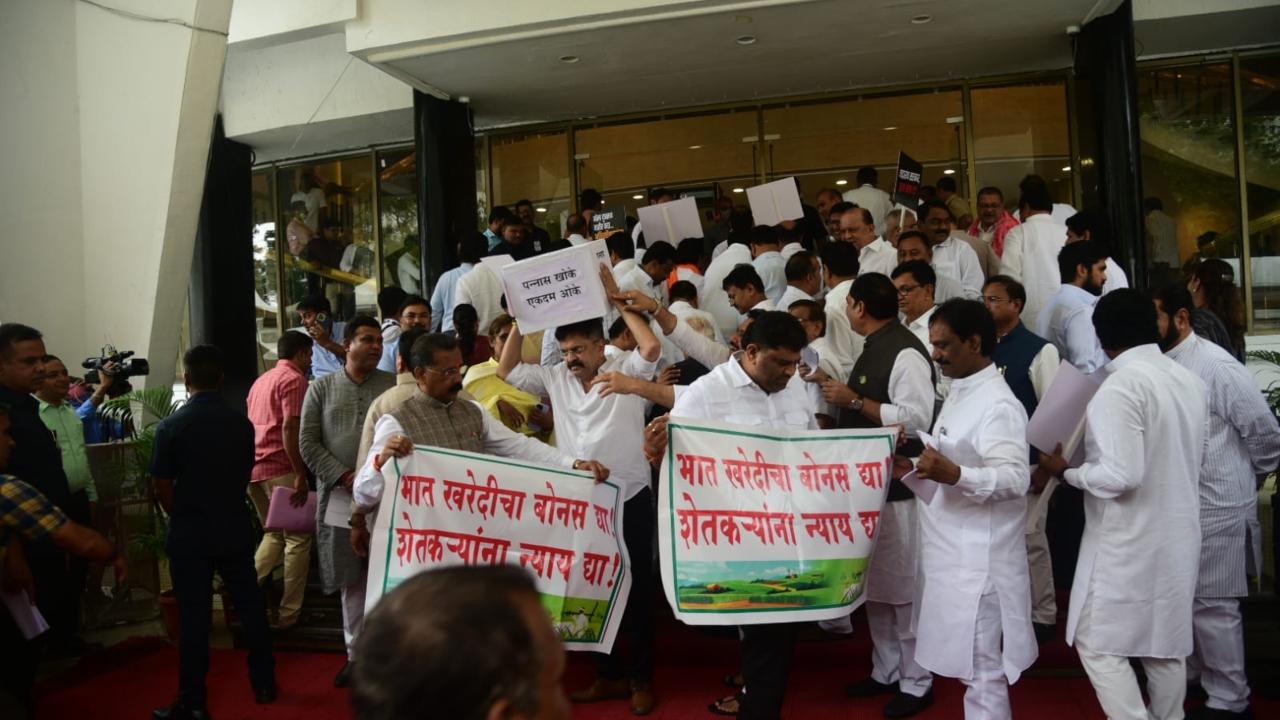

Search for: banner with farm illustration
xmin=659 ymin=419 xmax=895 ymax=625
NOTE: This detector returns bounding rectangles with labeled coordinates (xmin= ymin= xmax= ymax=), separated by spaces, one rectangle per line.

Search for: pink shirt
xmin=246 ymin=360 xmax=308 ymax=481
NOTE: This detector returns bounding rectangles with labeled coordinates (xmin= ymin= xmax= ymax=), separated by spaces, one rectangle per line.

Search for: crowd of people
xmin=1 ymin=167 xmax=1277 ymax=720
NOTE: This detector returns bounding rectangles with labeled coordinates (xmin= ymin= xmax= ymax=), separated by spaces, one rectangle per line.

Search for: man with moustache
xmin=1153 ymin=285 xmax=1280 ymax=720
xmin=1037 ymin=241 xmax=1109 ymax=374
xmin=298 ymin=316 xmax=396 ymax=686
xmin=497 ymin=289 xmax=661 ymax=715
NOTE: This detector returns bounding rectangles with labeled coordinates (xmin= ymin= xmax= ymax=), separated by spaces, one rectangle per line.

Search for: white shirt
xmin=454 ymin=263 xmax=506 ymax=331
xmin=1036 ymin=284 xmax=1108 ymax=375
xmin=1063 ymin=345 xmax=1208 ymax=657
xmin=673 ymin=266 xmax=705 ymax=300
xmin=566 ymin=233 xmax=588 ymax=246
xmin=1146 ymin=209 xmax=1179 ymax=266
xmin=1168 ymin=333 xmax=1280 ymax=597
xmin=931 ymin=233 xmax=984 ymax=299
xmin=430 ymin=262 xmax=473 ymax=333
xmin=668 ymin=301 xmax=726 ymax=345
xmin=843 ymin=184 xmax=893 ymax=235
xmin=857 ymin=237 xmax=898 ymax=277
xmin=875 ymin=347 xmax=936 ymax=433
xmin=999 ymin=214 xmax=1067 ymax=333
xmin=780 ymin=242 xmax=805 ymax=260
xmin=506 ymin=351 xmax=658 ymax=500
xmin=914 ymin=363 xmax=1037 ymax=683
xmin=750 ymin=298 xmax=776 ymax=313
xmin=611 ymin=258 xmax=638 ymax=285
xmin=932 ymin=272 xmax=965 ymax=305
xmin=752 ymin=250 xmax=788 ymax=304
xmin=1014 ymin=202 xmax=1077 ymax=226
xmin=702 ymin=243 xmax=753 ymax=339
xmin=352 ymin=399 xmax=575 ymax=509
xmin=302 ymin=187 xmax=327 ymax=231
xmin=671 ymin=354 xmax=817 ymax=432
xmin=397 ymin=253 xmax=421 ymax=294
xmin=822 ymin=278 xmax=864 ymax=382
xmin=777 ymin=285 xmax=812 ymax=311
xmin=618 ymin=265 xmax=668 ymax=308
xmin=1101 ymin=256 xmax=1128 ymax=296
xmin=903 ymin=306 xmax=949 ymax=402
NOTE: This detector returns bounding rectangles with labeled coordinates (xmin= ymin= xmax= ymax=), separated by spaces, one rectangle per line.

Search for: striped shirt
xmin=1167 ymin=333 xmax=1280 ymax=596
xmin=246 ymin=360 xmax=309 ymax=482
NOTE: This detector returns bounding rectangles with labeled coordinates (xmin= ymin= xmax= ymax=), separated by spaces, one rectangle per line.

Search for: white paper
xmin=901 ymin=430 xmax=940 ymax=504
xmin=499 ymin=243 xmax=611 ymax=334
xmin=746 ymin=177 xmax=805 ymax=226
xmin=1 ymin=587 xmax=49 ymax=640
xmin=1026 ymin=360 xmax=1101 ymax=467
xmin=324 ymin=486 xmax=353 ymax=528
xmin=635 ymin=197 xmax=702 ymax=246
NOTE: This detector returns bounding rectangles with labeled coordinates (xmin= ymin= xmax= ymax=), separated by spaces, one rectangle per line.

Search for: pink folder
xmin=263 ymin=485 xmax=316 ymax=533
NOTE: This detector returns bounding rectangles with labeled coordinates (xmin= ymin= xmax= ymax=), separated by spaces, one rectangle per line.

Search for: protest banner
xmin=367 ymin=446 xmax=631 ymax=653
xmin=658 ymin=419 xmax=895 ymax=626
xmin=746 ymin=177 xmax=804 ymax=226
xmin=892 ymin=151 xmax=923 ymax=208
xmin=591 ymin=205 xmax=628 ymax=235
xmin=636 ymin=197 xmax=703 ymax=246
xmin=498 ymin=243 xmax=610 ymax=334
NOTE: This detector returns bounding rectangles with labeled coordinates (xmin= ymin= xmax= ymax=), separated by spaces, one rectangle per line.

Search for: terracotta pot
xmin=159 ymin=589 xmax=181 ymax=644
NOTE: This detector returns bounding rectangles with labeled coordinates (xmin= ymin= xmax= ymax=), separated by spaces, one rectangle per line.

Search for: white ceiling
xmin=371 ymin=0 xmax=1112 ymax=129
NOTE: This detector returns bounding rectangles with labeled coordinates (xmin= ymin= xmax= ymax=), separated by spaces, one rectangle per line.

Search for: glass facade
xmin=971 ymin=81 xmax=1073 ymax=214
xmin=1241 ymin=55 xmax=1280 ymax=332
xmin=252 ymin=145 xmax=418 ymax=342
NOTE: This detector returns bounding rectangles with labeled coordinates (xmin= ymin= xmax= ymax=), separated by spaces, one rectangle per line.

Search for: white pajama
xmin=340 ymin=573 xmax=367 ymax=659
xmin=1075 ymin=592 xmax=1186 ymax=720
xmin=867 ymin=600 xmax=932 ymax=697
xmin=1192 ymin=597 xmax=1250 ymax=713
xmin=1024 ymin=477 xmax=1057 ymax=625
xmin=961 ymin=591 xmax=1010 ymax=720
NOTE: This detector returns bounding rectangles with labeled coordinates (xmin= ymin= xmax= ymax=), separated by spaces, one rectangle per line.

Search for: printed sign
xmin=746 ymin=177 xmax=804 ymax=226
xmin=658 ymin=419 xmax=894 ymax=625
xmin=498 ymin=243 xmax=611 ymax=334
xmin=892 ymin=151 xmax=924 ymax=208
xmin=366 ymin=446 xmax=631 ymax=652
xmin=591 ymin=205 xmax=628 ymax=235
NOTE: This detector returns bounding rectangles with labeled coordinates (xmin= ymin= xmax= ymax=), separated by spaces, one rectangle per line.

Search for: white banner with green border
xmin=659 ymin=419 xmax=894 ymax=625
xmin=366 ymin=445 xmax=630 ymax=652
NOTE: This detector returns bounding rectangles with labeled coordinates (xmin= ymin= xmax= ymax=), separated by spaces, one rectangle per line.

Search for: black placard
xmin=892 ymin=152 xmax=923 ymax=207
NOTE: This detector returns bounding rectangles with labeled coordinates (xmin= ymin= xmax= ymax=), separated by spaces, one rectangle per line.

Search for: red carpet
xmin=36 ymin=614 xmax=1278 ymax=719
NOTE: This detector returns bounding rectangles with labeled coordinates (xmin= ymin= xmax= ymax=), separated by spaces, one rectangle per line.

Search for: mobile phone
xmin=527 ymin=402 xmax=551 ymax=432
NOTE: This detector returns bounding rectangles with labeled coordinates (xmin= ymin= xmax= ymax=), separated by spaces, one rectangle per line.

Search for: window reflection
xmin=971 ymin=82 xmax=1073 ymax=217
xmin=378 ymin=149 xmax=420 ymax=294
xmin=251 ymin=171 xmax=279 ymax=370
xmin=1242 ymin=55 xmax=1280 ymax=331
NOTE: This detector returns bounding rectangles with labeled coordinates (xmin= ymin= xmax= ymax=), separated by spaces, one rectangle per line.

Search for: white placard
xmin=746 ymin=177 xmax=804 ymax=226
xmin=499 ymin=243 xmax=611 ymax=334
xmin=636 ymin=197 xmax=703 ymax=246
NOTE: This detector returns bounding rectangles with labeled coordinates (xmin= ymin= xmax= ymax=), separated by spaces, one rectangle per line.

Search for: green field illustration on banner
xmin=675 ymin=558 xmax=868 ymax=612
xmin=541 ymin=593 xmax=610 ymax=643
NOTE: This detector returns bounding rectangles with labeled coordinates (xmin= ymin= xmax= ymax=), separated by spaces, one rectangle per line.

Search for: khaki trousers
xmin=248 ymin=473 xmax=313 ymax=622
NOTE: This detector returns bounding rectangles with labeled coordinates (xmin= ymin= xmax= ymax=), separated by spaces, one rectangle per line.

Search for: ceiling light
xmin=911 ymin=14 xmax=932 ymax=24
xmin=536 ymin=207 xmax=547 ymax=213
xmin=835 ymin=179 xmax=848 ymax=186
xmin=942 ymin=169 xmax=956 ymax=175
xmin=558 ymin=55 xmax=580 ymax=64
xmin=632 ymin=194 xmax=644 ymax=200
xmin=689 ymin=145 xmax=702 ymax=150
xmin=735 ymin=35 xmax=756 ymax=45
xmin=883 ymin=126 xmax=897 ymax=131
xmin=1061 ymin=165 xmax=1072 ymax=172
xmin=732 ymin=187 xmax=745 ymax=193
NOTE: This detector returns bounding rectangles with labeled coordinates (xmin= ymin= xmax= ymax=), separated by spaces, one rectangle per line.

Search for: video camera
xmin=82 ymin=345 xmax=149 ymax=386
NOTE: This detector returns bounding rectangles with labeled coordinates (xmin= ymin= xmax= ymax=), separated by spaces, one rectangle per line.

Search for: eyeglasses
xmin=422 ymin=366 xmax=461 ymax=380
xmin=402 ymin=311 xmax=432 ymax=322
xmin=982 ymin=295 xmax=1010 ymax=305
xmin=560 ymin=344 xmax=596 ymax=359
xmin=896 ymin=284 xmax=922 ymax=296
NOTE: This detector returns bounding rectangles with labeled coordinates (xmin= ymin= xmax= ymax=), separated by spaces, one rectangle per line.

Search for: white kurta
xmin=1168 ymin=333 xmax=1280 ymax=597
xmin=844 ymin=184 xmax=894 ymax=234
xmin=702 ymin=243 xmax=753 ymax=339
xmin=822 ymin=278 xmax=864 ymax=382
xmin=999 ymin=214 xmax=1067 ymax=333
xmin=1063 ymin=345 xmax=1208 ymax=658
xmin=752 ymin=250 xmax=788 ymax=304
xmin=858 ymin=237 xmax=899 ymax=277
xmin=913 ymin=364 xmax=1037 ymax=683
xmin=931 ymin=234 xmax=984 ymax=299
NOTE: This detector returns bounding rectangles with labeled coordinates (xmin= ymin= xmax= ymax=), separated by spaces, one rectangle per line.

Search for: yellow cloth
xmin=462 ymin=359 xmax=541 ymax=435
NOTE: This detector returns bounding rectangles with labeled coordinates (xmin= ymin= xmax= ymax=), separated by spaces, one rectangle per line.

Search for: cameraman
xmin=296 ymin=296 xmax=347 ymax=379
xmin=72 ymin=359 xmax=129 ymax=443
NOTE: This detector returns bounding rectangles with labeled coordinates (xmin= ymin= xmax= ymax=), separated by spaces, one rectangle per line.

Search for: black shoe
xmin=254 ymin=685 xmax=278 ymax=705
xmin=883 ymin=690 xmax=934 ymax=719
xmin=152 ymin=701 xmax=211 ymax=720
xmin=334 ymin=661 xmax=353 ymax=688
xmin=845 ymin=676 xmax=896 ymax=697
xmin=1188 ymin=706 xmax=1253 ymax=720
xmin=1033 ymin=622 xmax=1056 ymax=644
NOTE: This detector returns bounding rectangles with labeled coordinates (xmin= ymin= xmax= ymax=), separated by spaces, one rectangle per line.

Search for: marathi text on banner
xmin=366 ymin=446 xmax=631 ymax=653
xmin=658 ymin=420 xmax=894 ymax=626
xmin=498 ymin=244 xmax=610 ymax=334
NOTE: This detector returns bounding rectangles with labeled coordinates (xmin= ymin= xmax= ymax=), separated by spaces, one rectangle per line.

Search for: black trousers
xmin=169 ymin=548 xmax=275 ymax=707
xmin=0 ymin=609 xmax=39 ymax=719
xmin=739 ymin=622 xmax=801 ymax=720
xmin=595 ymin=487 xmax=655 ymax=683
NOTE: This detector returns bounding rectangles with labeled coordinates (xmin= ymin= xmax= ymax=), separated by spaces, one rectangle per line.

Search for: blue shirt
xmin=297 ymin=322 xmax=346 ymax=379
xmin=430 ymin=263 xmax=474 ymax=333
xmin=76 ymin=398 xmax=128 ymax=443
xmin=484 ymin=228 xmax=502 ymax=250
xmin=378 ymin=336 xmax=400 ymax=373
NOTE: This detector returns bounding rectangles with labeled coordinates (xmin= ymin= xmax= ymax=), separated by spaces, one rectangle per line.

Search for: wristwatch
xmin=850 ymin=397 xmax=864 ymax=412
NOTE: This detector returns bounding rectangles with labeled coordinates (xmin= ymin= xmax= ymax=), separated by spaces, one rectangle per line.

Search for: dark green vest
xmin=389 ymin=393 xmax=486 ymax=453
xmin=838 ymin=320 xmax=936 ymax=501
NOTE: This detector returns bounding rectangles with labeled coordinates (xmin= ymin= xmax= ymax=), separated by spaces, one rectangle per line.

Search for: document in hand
xmin=899 ymin=430 xmax=939 ymax=504
xmin=499 ymin=243 xmax=611 ymax=333
xmin=746 ymin=177 xmax=805 ymax=226
xmin=1026 ymin=359 xmax=1101 ymax=467
xmin=264 ymin=485 xmax=317 ymax=533
xmin=636 ymin=197 xmax=702 ymax=246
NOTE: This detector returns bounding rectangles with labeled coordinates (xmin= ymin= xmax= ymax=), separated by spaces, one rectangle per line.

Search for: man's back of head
xmin=353 ymin=565 xmax=567 ymax=720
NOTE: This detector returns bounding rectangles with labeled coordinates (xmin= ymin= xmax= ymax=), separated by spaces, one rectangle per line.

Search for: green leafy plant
xmin=1246 ymin=350 xmax=1280 ymax=420
xmin=99 ymin=387 xmax=183 ymax=559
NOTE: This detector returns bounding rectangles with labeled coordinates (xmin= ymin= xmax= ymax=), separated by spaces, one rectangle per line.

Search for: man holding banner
xmin=496 ymin=291 xmax=662 ymax=715
xmin=910 ymin=300 xmax=1038 ymax=719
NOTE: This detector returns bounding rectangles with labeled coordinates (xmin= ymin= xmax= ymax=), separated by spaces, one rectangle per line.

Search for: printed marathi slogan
xmin=366 ymin=446 xmax=631 ymax=652
xmin=658 ymin=419 xmax=894 ymax=626
xmin=498 ymin=244 xmax=610 ymax=334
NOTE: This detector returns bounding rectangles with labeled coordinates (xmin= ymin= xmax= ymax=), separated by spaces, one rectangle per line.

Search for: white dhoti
xmin=1190 ymin=597 xmax=1250 ymax=713
xmin=1075 ymin=591 xmax=1186 ymax=720
xmin=340 ymin=571 xmax=368 ymax=659
xmin=865 ymin=500 xmax=929 ymax=695
xmin=1023 ymin=476 xmax=1057 ymax=625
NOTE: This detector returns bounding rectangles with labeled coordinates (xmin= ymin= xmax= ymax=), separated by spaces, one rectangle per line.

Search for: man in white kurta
xmin=703 ymin=238 xmax=754 ymax=339
xmin=1042 ymin=289 xmax=1208 ymax=720
xmin=909 ymin=299 xmax=1037 ymax=720
xmin=999 ymin=199 xmax=1068 ymax=333
xmin=1155 ymin=287 xmax=1280 ymax=717
xmin=820 ymin=242 xmax=865 ymax=382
